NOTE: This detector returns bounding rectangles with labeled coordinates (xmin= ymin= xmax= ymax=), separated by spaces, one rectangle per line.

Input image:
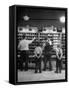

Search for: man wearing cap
xmin=43 ymin=37 xmax=53 ymax=71
xmin=18 ymin=34 xmax=35 ymax=71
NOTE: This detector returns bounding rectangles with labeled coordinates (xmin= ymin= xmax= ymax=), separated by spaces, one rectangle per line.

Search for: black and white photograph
xmin=9 ymin=5 xmax=67 ymax=84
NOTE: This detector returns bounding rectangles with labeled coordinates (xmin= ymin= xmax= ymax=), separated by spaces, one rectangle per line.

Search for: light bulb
xmin=23 ymin=15 xmax=30 ymax=21
xmin=60 ymin=16 xmax=65 ymax=23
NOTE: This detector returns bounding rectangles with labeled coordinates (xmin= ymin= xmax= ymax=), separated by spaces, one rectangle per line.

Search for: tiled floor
xmin=18 ymin=69 xmax=65 ymax=82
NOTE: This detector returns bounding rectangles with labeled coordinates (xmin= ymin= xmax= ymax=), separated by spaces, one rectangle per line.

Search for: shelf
xmin=17 ymin=31 xmax=65 ymax=62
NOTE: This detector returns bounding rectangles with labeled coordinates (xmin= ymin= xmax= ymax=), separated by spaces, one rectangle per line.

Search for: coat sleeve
xmin=27 ymin=37 xmax=35 ymax=44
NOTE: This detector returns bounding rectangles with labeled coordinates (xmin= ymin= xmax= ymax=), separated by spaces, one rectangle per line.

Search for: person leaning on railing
xmin=34 ymin=42 xmax=42 ymax=73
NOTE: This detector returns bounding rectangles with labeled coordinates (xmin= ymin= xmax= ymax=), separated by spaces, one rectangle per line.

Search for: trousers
xmin=35 ymin=57 xmax=42 ymax=73
xmin=56 ymin=58 xmax=62 ymax=73
xmin=43 ymin=53 xmax=52 ymax=71
xmin=19 ymin=51 xmax=28 ymax=70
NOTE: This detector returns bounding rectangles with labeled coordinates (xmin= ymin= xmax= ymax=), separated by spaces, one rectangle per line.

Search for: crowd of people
xmin=18 ymin=33 xmax=63 ymax=74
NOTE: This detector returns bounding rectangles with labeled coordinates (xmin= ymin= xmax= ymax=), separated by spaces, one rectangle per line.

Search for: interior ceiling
xmin=16 ymin=6 xmax=65 ymax=27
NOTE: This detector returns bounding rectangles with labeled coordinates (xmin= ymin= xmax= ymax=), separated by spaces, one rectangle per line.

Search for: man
xmin=18 ymin=34 xmax=35 ymax=71
xmin=55 ymin=45 xmax=63 ymax=73
xmin=43 ymin=37 xmax=52 ymax=71
xmin=34 ymin=42 xmax=42 ymax=73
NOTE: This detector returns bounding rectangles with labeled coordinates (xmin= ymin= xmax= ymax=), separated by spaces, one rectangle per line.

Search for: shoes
xmin=35 ymin=71 xmax=37 ymax=73
xmin=49 ymin=69 xmax=52 ymax=71
xmin=25 ymin=69 xmax=28 ymax=71
xmin=20 ymin=68 xmax=23 ymax=71
xmin=55 ymin=71 xmax=58 ymax=73
xmin=43 ymin=69 xmax=46 ymax=71
xmin=59 ymin=71 xmax=61 ymax=73
xmin=39 ymin=71 xmax=42 ymax=73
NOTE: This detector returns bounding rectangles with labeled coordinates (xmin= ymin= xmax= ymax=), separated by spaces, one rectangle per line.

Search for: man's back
xmin=18 ymin=37 xmax=35 ymax=51
xmin=18 ymin=39 xmax=29 ymax=50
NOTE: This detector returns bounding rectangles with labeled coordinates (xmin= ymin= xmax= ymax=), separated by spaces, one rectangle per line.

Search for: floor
xmin=18 ymin=69 xmax=65 ymax=82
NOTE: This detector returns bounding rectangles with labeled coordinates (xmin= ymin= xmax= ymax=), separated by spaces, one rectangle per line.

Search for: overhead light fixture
xmin=23 ymin=15 xmax=30 ymax=21
xmin=60 ymin=16 xmax=65 ymax=23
